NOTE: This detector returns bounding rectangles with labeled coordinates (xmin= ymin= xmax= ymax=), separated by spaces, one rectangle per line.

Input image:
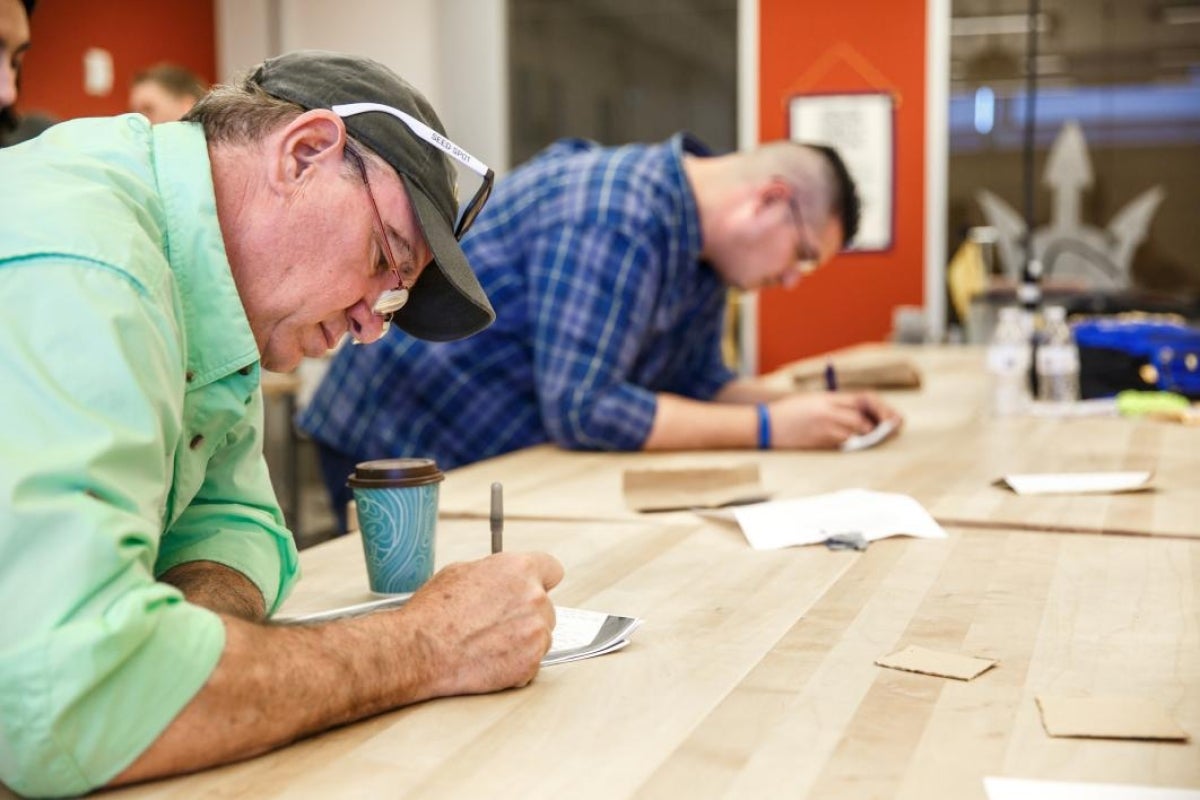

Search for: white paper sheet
xmin=729 ymin=489 xmax=947 ymax=550
xmin=1000 ymin=471 xmax=1154 ymax=495
xmin=984 ymin=776 xmax=1200 ymax=800
xmin=841 ymin=417 xmax=900 ymax=452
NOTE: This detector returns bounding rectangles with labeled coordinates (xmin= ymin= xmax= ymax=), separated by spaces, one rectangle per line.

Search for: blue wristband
xmin=756 ymin=403 xmax=771 ymax=450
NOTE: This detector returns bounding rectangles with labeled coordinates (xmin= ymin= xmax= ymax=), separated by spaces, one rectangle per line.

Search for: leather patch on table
xmin=623 ymin=464 xmax=769 ymax=512
xmin=1036 ymin=695 xmax=1190 ymax=741
xmin=875 ymin=645 xmax=997 ymax=681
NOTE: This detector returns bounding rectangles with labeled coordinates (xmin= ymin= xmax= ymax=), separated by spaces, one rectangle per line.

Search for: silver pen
xmin=490 ymin=482 xmax=504 ymax=554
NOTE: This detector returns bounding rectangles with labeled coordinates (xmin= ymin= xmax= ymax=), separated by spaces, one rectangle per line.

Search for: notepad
xmin=841 ymin=417 xmax=900 ymax=452
xmin=542 ymin=607 xmax=643 ymax=666
xmin=276 ymin=599 xmax=642 ymax=667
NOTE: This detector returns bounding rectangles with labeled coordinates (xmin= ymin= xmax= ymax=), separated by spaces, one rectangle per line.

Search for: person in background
xmin=129 ymin=61 xmax=207 ymax=123
xmin=0 ymin=0 xmax=32 ymax=146
xmin=0 ymin=50 xmax=561 ymax=797
xmin=300 ymin=134 xmax=903 ymax=530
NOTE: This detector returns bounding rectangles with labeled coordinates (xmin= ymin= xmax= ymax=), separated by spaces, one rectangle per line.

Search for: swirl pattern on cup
xmin=354 ymin=483 xmax=438 ymax=594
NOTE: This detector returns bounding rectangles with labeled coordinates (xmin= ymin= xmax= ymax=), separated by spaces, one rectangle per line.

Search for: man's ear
xmin=269 ymin=108 xmax=348 ymax=192
xmin=757 ymin=176 xmax=792 ymax=210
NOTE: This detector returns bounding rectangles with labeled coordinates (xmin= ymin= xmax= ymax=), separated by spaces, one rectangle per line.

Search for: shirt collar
xmin=659 ymin=132 xmax=721 ymax=319
xmin=151 ymin=122 xmax=260 ymax=387
xmin=672 ymin=131 xmax=710 ymax=262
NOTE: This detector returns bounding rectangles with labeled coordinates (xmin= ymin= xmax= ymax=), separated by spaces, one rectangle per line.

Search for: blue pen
xmin=824 ymin=360 xmax=838 ymax=392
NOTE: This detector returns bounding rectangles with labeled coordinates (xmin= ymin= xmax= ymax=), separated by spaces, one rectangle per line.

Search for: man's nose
xmin=0 ymin=64 xmax=18 ymax=110
xmin=349 ymin=306 xmax=391 ymax=345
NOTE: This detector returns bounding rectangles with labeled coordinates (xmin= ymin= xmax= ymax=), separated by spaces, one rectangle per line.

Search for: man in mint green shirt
xmin=0 ymin=51 xmax=562 ymax=797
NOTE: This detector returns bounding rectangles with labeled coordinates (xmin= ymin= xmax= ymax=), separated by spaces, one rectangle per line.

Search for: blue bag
xmin=1072 ymin=318 xmax=1200 ymax=399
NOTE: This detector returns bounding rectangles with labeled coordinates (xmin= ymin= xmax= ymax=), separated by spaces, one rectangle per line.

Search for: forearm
xmin=643 ymin=392 xmax=761 ymax=451
xmin=110 ymin=552 xmax=560 ymax=789
xmin=160 ymin=560 xmax=266 ymax=621
xmin=711 ymin=378 xmax=791 ymax=405
xmin=110 ymin=608 xmax=432 ymax=787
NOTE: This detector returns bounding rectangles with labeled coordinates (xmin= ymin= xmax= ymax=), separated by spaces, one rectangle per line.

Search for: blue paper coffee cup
xmin=348 ymin=458 xmax=444 ymax=595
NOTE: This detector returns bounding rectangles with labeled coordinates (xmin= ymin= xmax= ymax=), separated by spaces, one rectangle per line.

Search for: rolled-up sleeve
xmin=156 ymin=386 xmax=300 ymax=614
xmin=528 ymin=224 xmax=662 ymax=451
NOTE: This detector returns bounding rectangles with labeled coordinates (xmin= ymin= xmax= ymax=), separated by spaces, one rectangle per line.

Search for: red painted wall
xmin=757 ymin=0 xmax=927 ymax=372
xmin=17 ymin=0 xmax=215 ymax=121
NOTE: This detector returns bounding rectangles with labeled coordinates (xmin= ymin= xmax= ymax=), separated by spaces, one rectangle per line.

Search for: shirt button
xmin=239 ymin=365 xmax=252 ymax=375
xmin=189 ymin=434 xmax=205 ymax=449
xmin=185 ymin=371 xmax=195 ymax=382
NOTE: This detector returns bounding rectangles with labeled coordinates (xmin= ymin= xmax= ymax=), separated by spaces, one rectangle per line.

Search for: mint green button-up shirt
xmin=0 ymin=116 xmax=300 ymax=797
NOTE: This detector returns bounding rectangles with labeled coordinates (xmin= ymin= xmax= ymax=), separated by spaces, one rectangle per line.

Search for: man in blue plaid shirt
xmin=299 ymin=133 xmax=902 ymax=530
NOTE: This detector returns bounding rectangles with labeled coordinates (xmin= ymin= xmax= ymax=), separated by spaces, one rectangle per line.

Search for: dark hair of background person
xmin=0 ymin=0 xmax=36 ymax=139
xmin=132 ymin=62 xmax=208 ymax=101
xmin=811 ymin=144 xmax=861 ymax=248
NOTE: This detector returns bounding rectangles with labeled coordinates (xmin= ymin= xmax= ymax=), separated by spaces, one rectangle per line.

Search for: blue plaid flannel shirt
xmin=298 ymin=133 xmax=734 ymax=470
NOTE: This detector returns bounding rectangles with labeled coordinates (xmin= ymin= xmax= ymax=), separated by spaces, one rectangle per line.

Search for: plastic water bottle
xmin=987 ymin=306 xmax=1032 ymax=416
xmin=1036 ymin=305 xmax=1080 ymax=403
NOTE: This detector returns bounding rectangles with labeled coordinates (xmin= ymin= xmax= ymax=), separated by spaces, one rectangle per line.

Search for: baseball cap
xmin=250 ymin=50 xmax=495 ymax=342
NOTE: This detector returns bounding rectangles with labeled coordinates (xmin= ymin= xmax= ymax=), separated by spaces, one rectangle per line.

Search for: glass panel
xmin=947 ymin=0 xmax=1200 ymax=338
xmin=508 ymin=0 xmax=738 ymax=165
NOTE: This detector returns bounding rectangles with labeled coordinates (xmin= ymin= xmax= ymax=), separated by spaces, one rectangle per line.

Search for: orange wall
xmin=18 ymin=0 xmax=215 ymax=121
xmin=757 ymin=0 xmax=927 ymax=372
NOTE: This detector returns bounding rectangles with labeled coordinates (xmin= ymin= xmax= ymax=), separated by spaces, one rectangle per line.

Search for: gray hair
xmin=182 ymin=71 xmax=307 ymax=145
xmin=183 ymin=70 xmax=377 ymax=180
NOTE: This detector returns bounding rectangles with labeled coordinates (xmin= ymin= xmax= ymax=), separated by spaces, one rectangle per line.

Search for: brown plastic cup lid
xmin=347 ymin=458 xmax=444 ymax=489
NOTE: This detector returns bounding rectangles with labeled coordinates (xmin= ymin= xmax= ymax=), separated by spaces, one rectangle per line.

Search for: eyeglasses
xmin=332 ymin=101 xmax=495 ymax=239
xmin=787 ymin=195 xmax=821 ymax=277
xmin=346 ymin=148 xmax=411 ymax=323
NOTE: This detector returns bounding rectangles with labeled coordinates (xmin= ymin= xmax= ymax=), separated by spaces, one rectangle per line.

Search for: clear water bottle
xmin=1036 ymin=305 xmax=1080 ymax=403
xmin=987 ymin=306 xmax=1032 ymax=416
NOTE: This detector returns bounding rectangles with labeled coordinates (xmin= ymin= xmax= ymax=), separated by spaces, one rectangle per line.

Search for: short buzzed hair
xmin=741 ymin=141 xmax=861 ymax=248
xmin=132 ymin=63 xmax=208 ymax=102
xmin=808 ymin=144 xmax=860 ymax=247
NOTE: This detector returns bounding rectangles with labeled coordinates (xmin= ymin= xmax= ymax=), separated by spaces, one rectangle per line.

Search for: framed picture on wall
xmin=788 ymin=91 xmax=895 ymax=252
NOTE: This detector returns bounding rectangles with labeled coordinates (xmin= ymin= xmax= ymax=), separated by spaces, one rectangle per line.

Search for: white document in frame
xmin=730 ymin=489 xmax=947 ymax=550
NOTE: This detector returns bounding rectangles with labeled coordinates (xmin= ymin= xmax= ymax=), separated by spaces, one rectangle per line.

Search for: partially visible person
xmin=0 ymin=0 xmax=32 ymax=146
xmin=129 ymin=61 xmax=207 ymax=123
xmin=300 ymin=134 xmax=903 ymax=530
xmin=1 ymin=50 xmax=561 ymax=797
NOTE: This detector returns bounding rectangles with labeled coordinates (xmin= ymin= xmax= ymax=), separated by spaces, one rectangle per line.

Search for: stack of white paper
xmin=277 ymin=600 xmax=641 ymax=667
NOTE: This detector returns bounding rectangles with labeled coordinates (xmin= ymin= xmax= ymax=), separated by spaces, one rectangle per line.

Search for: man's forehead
xmin=0 ymin=0 xmax=31 ymax=46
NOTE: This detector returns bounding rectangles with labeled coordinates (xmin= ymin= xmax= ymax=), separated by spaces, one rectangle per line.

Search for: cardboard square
xmin=875 ymin=645 xmax=997 ymax=681
xmin=623 ymin=464 xmax=769 ymax=512
xmin=1036 ymin=695 xmax=1190 ymax=741
xmin=793 ymin=359 xmax=922 ymax=391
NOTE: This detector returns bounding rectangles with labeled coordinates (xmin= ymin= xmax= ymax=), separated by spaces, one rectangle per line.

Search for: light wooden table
xmin=88 ymin=344 xmax=1199 ymax=797
xmin=440 ymin=345 xmax=1200 ymax=539
xmin=103 ymin=514 xmax=1200 ymax=798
